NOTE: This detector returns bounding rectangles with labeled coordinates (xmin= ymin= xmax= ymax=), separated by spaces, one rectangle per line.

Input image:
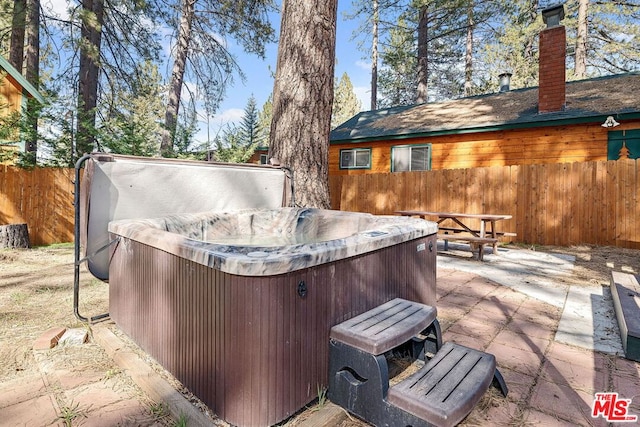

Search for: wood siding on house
xmin=0 ymin=74 xmax=24 ymax=151
xmin=330 ymin=120 xmax=640 ymax=175
xmin=0 ymin=74 xmax=24 ymax=118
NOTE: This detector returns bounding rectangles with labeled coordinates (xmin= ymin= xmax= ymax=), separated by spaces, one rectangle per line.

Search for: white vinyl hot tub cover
xmin=79 ymin=153 xmax=292 ymax=281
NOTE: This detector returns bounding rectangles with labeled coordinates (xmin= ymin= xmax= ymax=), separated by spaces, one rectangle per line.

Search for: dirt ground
xmin=0 ymin=244 xmax=109 ymax=382
xmin=1 ymin=242 xmax=639 ymax=426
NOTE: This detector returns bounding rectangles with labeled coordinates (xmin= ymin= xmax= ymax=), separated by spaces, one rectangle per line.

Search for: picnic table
xmin=395 ymin=210 xmax=515 ymax=260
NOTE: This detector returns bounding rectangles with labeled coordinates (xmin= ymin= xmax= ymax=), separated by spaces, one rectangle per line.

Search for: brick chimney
xmin=538 ymin=4 xmax=566 ymax=113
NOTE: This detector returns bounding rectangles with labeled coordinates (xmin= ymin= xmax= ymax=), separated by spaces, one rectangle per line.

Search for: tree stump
xmin=0 ymin=223 xmax=31 ymax=249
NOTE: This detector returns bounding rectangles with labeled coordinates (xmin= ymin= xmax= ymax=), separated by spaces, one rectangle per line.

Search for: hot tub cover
xmin=79 ymin=153 xmax=292 ymax=280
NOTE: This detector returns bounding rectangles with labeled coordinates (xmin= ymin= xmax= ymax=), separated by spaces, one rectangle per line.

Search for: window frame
xmin=339 ymin=148 xmax=372 ymax=170
xmin=391 ymin=143 xmax=432 ymax=172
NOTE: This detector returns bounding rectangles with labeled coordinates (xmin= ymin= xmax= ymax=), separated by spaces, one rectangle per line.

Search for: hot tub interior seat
xmin=160 ymin=207 xmax=380 ymax=246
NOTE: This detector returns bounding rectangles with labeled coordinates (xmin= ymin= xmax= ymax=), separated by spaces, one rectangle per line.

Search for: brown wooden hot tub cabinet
xmin=109 ymin=232 xmax=436 ymax=426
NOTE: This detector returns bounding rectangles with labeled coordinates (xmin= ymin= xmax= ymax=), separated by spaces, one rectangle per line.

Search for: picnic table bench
xmin=396 ymin=210 xmax=516 ymax=261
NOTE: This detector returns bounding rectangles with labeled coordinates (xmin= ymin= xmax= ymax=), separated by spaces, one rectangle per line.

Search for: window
xmin=340 ymin=148 xmax=371 ymax=169
xmin=392 ymin=144 xmax=431 ymax=172
xmin=607 ymin=130 xmax=640 ymax=160
xmin=260 ymin=154 xmax=268 ymax=164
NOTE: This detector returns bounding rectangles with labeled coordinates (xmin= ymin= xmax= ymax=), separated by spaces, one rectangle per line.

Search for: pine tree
xmin=378 ymin=16 xmax=417 ymax=107
xmin=269 ymin=0 xmax=337 ymax=208
xmin=256 ymin=95 xmax=272 ymax=147
xmin=332 ymin=72 xmax=361 ymax=128
xmin=212 ymin=96 xmax=262 ymax=163
xmin=239 ymin=95 xmax=259 ymax=146
xmin=479 ymin=0 xmax=542 ymax=90
xmin=160 ymin=0 xmax=276 ymax=156
xmin=100 ymin=61 xmax=165 ymax=157
xmin=582 ymin=0 xmax=640 ymax=75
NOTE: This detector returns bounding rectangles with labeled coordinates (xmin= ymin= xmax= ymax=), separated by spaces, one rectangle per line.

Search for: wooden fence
xmin=0 ymin=166 xmax=75 ymax=246
xmin=330 ymin=159 xmax=640 ymax=249
xmin=1 ymin=160 xmax=639 ymax=248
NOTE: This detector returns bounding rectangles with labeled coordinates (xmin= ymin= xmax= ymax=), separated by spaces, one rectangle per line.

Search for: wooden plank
xmin=528 ymin=163 xmax=538 ymax=245
xmin=437 ymin=234 xmax=498 ymax=244
xmin=414 ymin=171 xmax=424 ymax=211
xmin=587 ymin=160 xmax=598 ymax=244
xmin=571 ymin=162 xmax=580 ymax=245
xmin=599 ymin=160 xmax=609 ymax=246
xmin=623 ymin=159 xmax=637 ymax=246
xmin=297 ymin=403 xmax=348 ymax=427
xmin=371 ymin=172 xmax=384 ymax=214
xmin=607 ymin=160 xmax=618 ymax=246
xmin=389 ymin=172 xmax=401 ymax=213
xmin=576 ymin=161 xmax=586 ymax=244
xmin=555 ymin=163 xmax=566 ymax=246
xmin=528 ymin=164 xmax=540 ymax=245
xmin=625 ymin=159 xmax=637 ymax=245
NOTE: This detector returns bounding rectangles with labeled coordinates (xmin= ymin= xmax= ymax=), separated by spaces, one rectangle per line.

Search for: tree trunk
xmin=0 ymin=224 xmax=30 ymax=249
xmin=464 ymin=2 xmax=474 ymax=97
xmin=77 ymin=0 xmax=104 ymax=158
xmin=9 ymin=0 xmax=26 ymax=72
xmin=269 ymin=0 xmax=337 ymax=209
xmin=25 ymin=0 xmax=40 ymax=156
xmin=416 ymin=6 xmax=428 ymax=104
xmin=575 ymin=0 xmax=588 ymax=79
xmin=161 ymin=0 xmax=195 ymax=156
xmin=371 ymin=0 xmax=378 ymax=110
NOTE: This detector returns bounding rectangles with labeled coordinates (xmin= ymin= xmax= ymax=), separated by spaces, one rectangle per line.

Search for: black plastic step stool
xmin=328 ymin=298 xmax=507 ymax=427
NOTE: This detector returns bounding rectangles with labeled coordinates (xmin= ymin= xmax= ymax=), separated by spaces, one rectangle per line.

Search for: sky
xmin=202 ymin=3 xmax=371 ymax=144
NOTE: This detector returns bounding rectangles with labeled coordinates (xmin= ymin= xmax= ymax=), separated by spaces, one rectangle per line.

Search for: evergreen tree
xmin=573 ymin=0 xmax=588 ymax=79
xmin=377 ymin=0 xmax=473 ymax=107
xmin=212 ymin=124 xmax=256 ymax=163
xmin=239 ymin=95 xmax=259 ymax=146
xmin=0 ymin=0 xmax=13 ymax=55
xmin=8 ymin=0 xmax=25 ymax=71
xmin=160 ymin=0 xmax=276 ymax=156
xmin=378 ymin=16 xmax=417 ymax=107
xmin=212 ymin=96 xmax=262 ymax=163
xmin=256 ymin=95 xmax=272 ymax=147
xmin=579 ymin=0 xmax=640 ymax=75
xmin=100 ymin=61 xmax=165 ymax=157
xmin=71 ymin=0 xmax=162 ymax=160
xmin=37 ymin=92 xmax=77 ymax=167
xmin=173 ymin=98 xmax=200 ymax=157
xmin=332 ymin=72 xmax=361 ymax=128
xmin=475 ymin=0 xmax=541 ymax=90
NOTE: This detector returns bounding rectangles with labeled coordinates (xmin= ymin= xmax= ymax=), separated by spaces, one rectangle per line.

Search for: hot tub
xmin=108 ymin=207 xmax=437 ymax=426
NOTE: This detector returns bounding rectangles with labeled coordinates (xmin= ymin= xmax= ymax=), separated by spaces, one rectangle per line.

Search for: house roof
xmin=330 ymin=72 xmax=640 ymax=143
xmin=0 ymin=54 xmax=45 ymax=104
